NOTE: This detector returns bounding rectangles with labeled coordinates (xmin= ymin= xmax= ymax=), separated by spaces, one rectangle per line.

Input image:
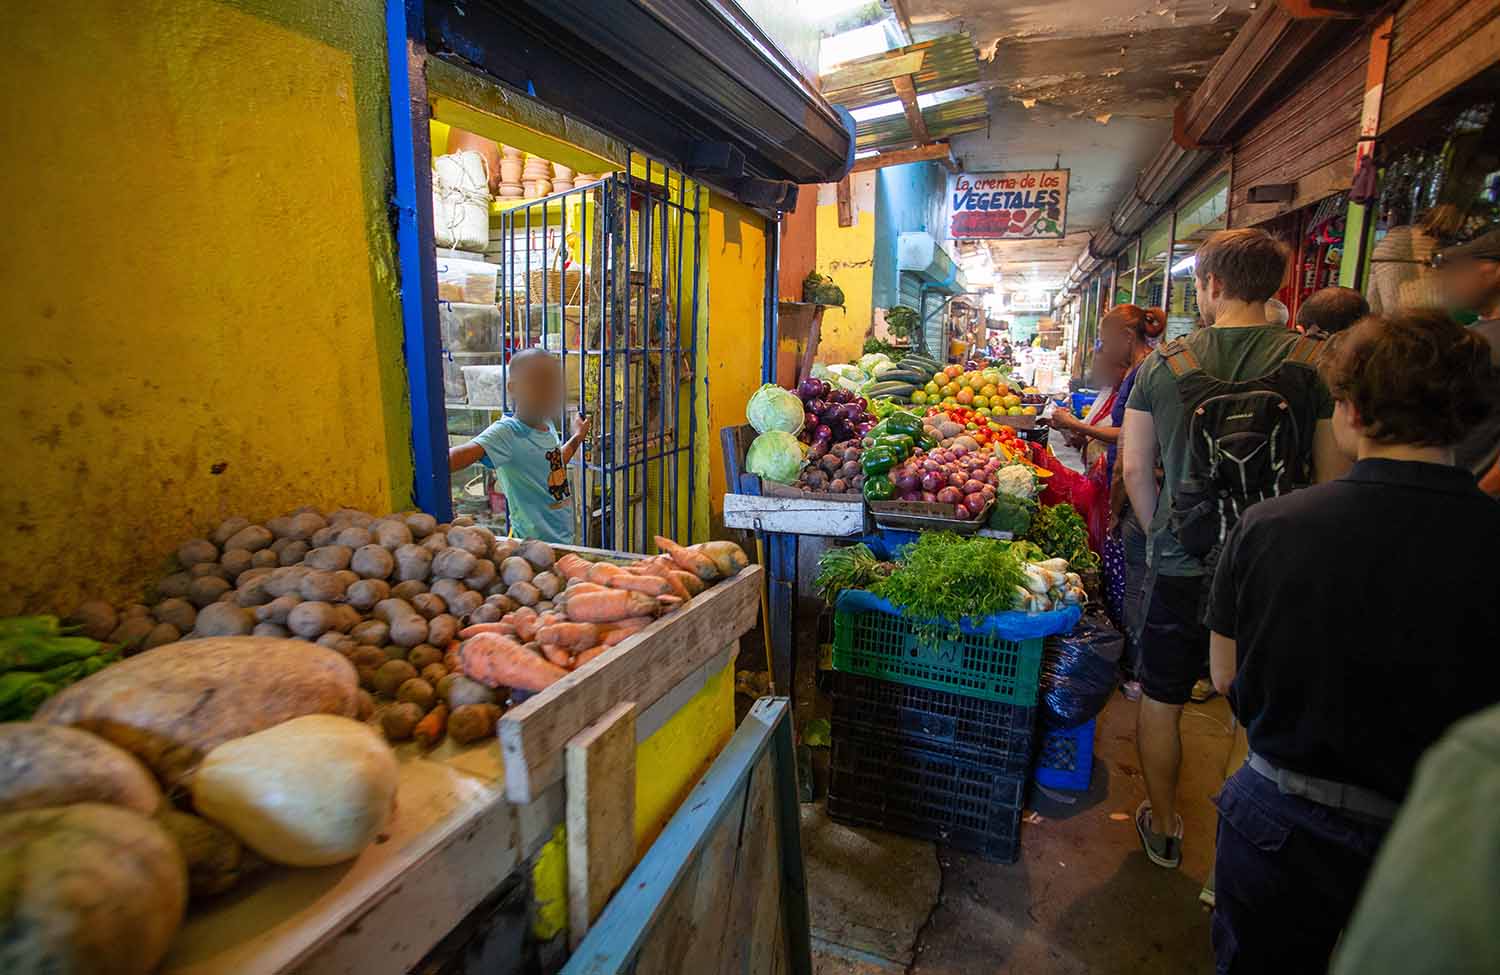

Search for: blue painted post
xmin=386 ymin=0 xmax=452 ymax=520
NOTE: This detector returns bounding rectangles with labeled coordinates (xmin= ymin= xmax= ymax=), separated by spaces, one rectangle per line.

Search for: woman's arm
xmin=1210 ymin=632 xmax=1237 ymax=697
xmin=1120 ymin=408 xmax=1158 ymax=533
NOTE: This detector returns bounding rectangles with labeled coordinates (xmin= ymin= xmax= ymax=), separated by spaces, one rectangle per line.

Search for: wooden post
xmin=891 ymin=74 xmax=931 ymax=144
xmin=835 ymin=175 xmax=853 ymax=228
xmin=566 ymin=701 xmax=638 ymax=951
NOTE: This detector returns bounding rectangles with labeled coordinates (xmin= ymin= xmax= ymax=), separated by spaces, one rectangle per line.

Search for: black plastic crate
xmin=827 ymin=729 xmax=1025 ymax=863
xmin=830 ymin=671 xmax=1040 ymax=776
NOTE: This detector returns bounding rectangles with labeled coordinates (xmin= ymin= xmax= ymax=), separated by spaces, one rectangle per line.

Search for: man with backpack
xmin=1119 ymin=228 xmax=1349 ymax=869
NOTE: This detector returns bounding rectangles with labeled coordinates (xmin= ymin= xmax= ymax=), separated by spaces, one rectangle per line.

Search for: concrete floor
xmin=805 ymin=692 xmax=1241 ymax=975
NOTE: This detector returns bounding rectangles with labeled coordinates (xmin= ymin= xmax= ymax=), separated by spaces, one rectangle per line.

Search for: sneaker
xmin=1121 ymin=679 xmax=1142 ymax=701
xmin=1199 ymin=862 xmax=1217 ymax=908
xmin=1135 ymin=800 xmax=1184 ymax=869
xmin=1190 ymin=678 xmax=1218 ymax=703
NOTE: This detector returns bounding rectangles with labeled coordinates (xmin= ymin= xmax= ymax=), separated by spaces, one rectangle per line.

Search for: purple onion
xmin=814 ymin=424 xmax=833 ymax=442
xmin=895 ymin=472 xmax=920 ymax=493
xmin=806 ymin=398 xmax=826 ymax=416
xmin=798 ymin=378 xmax=825 ymax=400
xmin=803 ymin=411 xmax=818 ymax=430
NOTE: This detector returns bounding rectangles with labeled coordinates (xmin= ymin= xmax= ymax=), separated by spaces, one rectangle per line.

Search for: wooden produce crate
xmin=719 ymin=423 xmax=868 ymax=537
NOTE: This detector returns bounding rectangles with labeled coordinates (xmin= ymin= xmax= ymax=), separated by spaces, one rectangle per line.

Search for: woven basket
xmin=524 ymin=268 xmax=583 ymax=304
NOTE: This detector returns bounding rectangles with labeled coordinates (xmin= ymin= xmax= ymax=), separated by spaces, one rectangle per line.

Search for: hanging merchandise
xmin=432 ymin=150 xmax=492 ymax=251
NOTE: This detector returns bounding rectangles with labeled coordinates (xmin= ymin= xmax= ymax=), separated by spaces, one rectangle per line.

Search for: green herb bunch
xmin=814 ymin=544 xmax=895 ymax=603
xmin=1027 ymin=503 xmax=1100 ymax=570
xmin=873 ymin=533 xmax=1026 ymax=635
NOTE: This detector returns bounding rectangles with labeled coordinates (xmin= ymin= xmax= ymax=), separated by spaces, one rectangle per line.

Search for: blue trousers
xmin=1213 ymin=766 xmax=1390 ymax=974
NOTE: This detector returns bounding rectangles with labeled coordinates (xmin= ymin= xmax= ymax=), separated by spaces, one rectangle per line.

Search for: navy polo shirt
xmin=1209 ymin=458 xmax=1500 ymax=801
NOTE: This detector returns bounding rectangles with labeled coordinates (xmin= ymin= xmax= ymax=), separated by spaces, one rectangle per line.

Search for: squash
xmin=0 ymin=803 xmax=187 ymax=975
xmin=0 ymin=723 xmax=161 ymax=815
xmin=36 ymin=637 xmax=359 ymax=790
xmin=190 ymin=715 xmax=398 ymax=867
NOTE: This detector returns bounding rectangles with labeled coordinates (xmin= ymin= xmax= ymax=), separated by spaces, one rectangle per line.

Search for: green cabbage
xmin=746 ymin=383 xmax=805 ymax=435
xmin=746 ymin=431 xmax=805 ymax=484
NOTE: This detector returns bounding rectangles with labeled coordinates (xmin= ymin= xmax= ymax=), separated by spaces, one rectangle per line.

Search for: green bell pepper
xmin=862 ymin=474 xmax=896 ymax=502
xmin=871 ymin=434 xmax=915 ymax=457
xmin=860 ymin=446 xmax=899 ymax=477
xmin=883 ymin=411 xmax=925 ymax=438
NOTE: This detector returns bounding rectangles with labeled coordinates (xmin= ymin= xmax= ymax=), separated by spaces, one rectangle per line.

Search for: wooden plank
xmin=890 ymin=74 xmax=930 ymax=144
xmin=819 ymin=51 xmax=925 ymax=98
xmin=718 ymin=758 xmax=781 ymax=974
xmin=498 ymin=566 xmax=763 ymax=804
xmin=567 ymin=702 xmax=638 ymax=952
xmin=848 ymin=142 xmax=954 ymax=174
xmin=723 ymin=494 xmax=866 ymax=536
xmin=835 ymin=175 xmax=853 ymax=228
xmin=1380 ymin=3 xmax=1500 ymax=132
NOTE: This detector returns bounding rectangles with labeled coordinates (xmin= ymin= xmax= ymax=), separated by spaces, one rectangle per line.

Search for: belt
xmin=1246 ymin=753 xmax=1400 ymax=822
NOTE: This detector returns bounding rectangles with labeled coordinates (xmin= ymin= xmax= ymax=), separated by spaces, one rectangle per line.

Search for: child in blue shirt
xmin=448 ymin=347 xmax=589 ymax=543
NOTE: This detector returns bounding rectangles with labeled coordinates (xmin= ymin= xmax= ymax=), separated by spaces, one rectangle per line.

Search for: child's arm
xmin=448 ymin=442 xmax=487 ymax=472
xmin=451 ymin=421 xmax=512 ymax=472
xmin=561 ymin=414 xmax=591 ymax=465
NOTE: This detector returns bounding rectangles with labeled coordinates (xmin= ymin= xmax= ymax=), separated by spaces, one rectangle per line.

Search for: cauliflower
xmin=995 ymin=464 xmax=1036 ymax=500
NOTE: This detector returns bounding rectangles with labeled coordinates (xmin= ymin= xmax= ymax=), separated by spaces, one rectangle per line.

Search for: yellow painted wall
xmin=705 ymin=197 xmax=769 ymax=527
xmin=814 ymin=174 xmax=877 ymax=365
xmin=0 ymin=1 xmax=410 ymax=616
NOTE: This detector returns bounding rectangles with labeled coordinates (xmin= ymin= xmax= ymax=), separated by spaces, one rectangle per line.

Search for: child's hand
xmin=572 ymin=414 xmax=592 ymax=440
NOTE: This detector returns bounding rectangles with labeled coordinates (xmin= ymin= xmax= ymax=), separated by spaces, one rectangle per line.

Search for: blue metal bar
xmin=762 ymin=217 xmax=780 ymax=383
xmin=686 ymin=178 xmax=702 ymax=540
xmin=385 ymin=0 xmax=449 ymax=519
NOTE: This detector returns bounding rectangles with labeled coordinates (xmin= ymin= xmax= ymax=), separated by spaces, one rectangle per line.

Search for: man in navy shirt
xmin=1207 ymin=310 xmax=1500 ymax=973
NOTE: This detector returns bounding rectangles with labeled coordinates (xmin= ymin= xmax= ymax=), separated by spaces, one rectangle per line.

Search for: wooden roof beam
xmin=891 ymin=74 xmax=931 ymax=144
xmin=849 ymin=142 xmax=956 ymax=174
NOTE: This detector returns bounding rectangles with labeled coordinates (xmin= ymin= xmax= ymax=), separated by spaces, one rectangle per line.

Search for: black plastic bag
xmin=1039 ymin=611 xmax=1123 ymax=731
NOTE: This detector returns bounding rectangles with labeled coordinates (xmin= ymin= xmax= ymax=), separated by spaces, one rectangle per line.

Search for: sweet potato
xmin=540 ymin=644 xmax=572 ymax=669
xmin=448 ymin=703 xmax=502 ymax=745
xmin=657 ymin=595 xmax=686 ymax=613
xmin=586 ymin=561 xmax=625 ymax=584
xmin=538 ymin=621 xmax=599 ymax=652
xmin=693 ymin=540 xmax=750 ymax=577
xmin=460 ymin=633 xmax=568 ymax=691
xmin=668 ymin=570 xmax=705 ymax=596
xmin=36 ymin=638 xmax=358 ymax=789
xmin=601 ymin=616 xmax=653 ymax=645
xmin=565 ymin=589 xmax=658 ymax=623
xmin=459 ymin=621 xmax=515 ymax=639
xmin=573 ymin=645 xmax=609 ymax=668
xmin=653 ymin=535 xmax=718 ymax=581
xmin=606 ymin=573 xmax=672 ymax=597
xmin=554 ymin=553 xmax=592 ymax=580
xmin=0 ymin=724 xmax=162 ymax=815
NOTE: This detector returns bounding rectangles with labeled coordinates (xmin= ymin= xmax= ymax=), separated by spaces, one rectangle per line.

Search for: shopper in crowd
xmin=1294 ymin=286 xmax=1369 ymax=340
xmin=1207 ymin=310 xmax=1500 ymax=971
xmin=448 ymin=347 xmax=590 ymax=543
xmin=1435 ymin=227 xmax=1500 ymax=484
xmin=1120 ymin=228 xmax=1348 ymax=869
xmin=1366 ymin=204 xmax=1461 ymax=315
xmin=1264 ymin=297 xmax=1289 ymax=327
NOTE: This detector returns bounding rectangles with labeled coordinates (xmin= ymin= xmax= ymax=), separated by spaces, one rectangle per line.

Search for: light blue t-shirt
xmin=472 ymin=416 xmax=575 ymax=544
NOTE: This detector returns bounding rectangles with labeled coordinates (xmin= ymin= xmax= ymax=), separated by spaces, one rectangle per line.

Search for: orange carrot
xmin=654 ymin=535 xmax=718 ymax=581
xmin=538 ymin=621 xmax=600 ymax=651
xmin=461 ymin=621 xmax=518 ymax=639
xmin=555 ymin=553 xmax=593 ymax=580
xmin=414 ymin=703 xmax=449 ymax=748
xmin=509 ymin=607 xmax=542 ymax=642
xmin=565 ymin=578 xmax=606 ymax=594
xmin=586 ymin=561 xmax=626 ymax=584
xmin=460 ymin=633 xmax=568 ymax=690
xmin=573 ymin=645 xmax=609 ymax=668
xmin=565 ymin=589 xmax=658 ymax=623
xmin=607 ymin=573 xmax=672 ymax=597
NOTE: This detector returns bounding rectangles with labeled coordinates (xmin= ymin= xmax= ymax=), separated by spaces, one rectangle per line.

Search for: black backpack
xmin=1160 ymin=335 xmax=1326 ymax=561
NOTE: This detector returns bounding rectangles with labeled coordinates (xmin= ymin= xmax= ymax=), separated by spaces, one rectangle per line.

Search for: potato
xmin=235 ymin=564 xmax=273 ymax=585
xmin=463 ymin=558 xmax=497 ymax=591
xmin=372 ymin=598 xmax=417 ymax=624
xmin=420 ymin=663 xmax=448 ymax=685
xmin=451 ymin=591 xmax=486 ymax=618
xmin=420 ymin=532 xmax=448 ymax=554
xmin=499 ymin=556 xmax=535 ymax=586
xmin=332 ymin=569 xmax=360 ymax=592
xmin=391 ymin=579 xmax=428 ymax=600
xmin=264 ymin=566 xmax=309 ymax=598
xmin=254 ymin=593 xmax=301 ymax=625
xmin=192 ymin=602 xmax=253 ymax=638
xmin=185 ymin=576 xmax=230 ymax=609
xmin=156 ymin=808 xmax=257 ymax=898
xmin=370 ymin=518 xmax=413 ymax=550
xmin=327 ymin=507 xmax=374 ymax=528
xmin=316 ymin=632 xmax=356 ymax=654
xmin=446 ymin=526 xmax=488 ymax=557
xmin=357 ymin=668 xmax=379 ymax=691
xmin=277 ymin=539 xmax=309 ymax=566
xmin=299 ymin=570 xmax=349 ymax=603
xmin=350 ymin=645 xmax=387 ymax=670
xmin=396 ymin=678 xmax=435 ymax=711
xmin=310 ymin=525 xmax=341 ymax=548
xmin=380 ymin=702 xmax=423 ymax=741
xmin=143 ymin=623 xmax=180 ymax=649
xmin=506 ymin=581 xmax=541 ymax=607
xmin=486 ymin=593 xmax=520 ymax=614
xmin=519 ymin=540 xmax=556 ymax=570
xmin=211 ymin=516 xmax=251 ymax=547
xmin=432 ymin=547 xmax=477 ymax=580
xmin=451 ymin=514 xmax=476 ymax=526
xmin=355 ymin=690 xmax=377 ymax=721
xmin=189 ymin=562 xmax=229 ymax=581
xmin=36 ymin=638 xmax=359 ymax=789
xmin=373 ymin=660 xmax=419 ymax=697
xmin=403 ymin=512 xmax=438 ymax=538
xmin=335 ymin=526 xmax=374 ymax=549
xmin=346 ymin=578 xmax=390 ymax=612
xmin=60 ymin=601 xmax=116 ymax=644
xmin=393 ymin=543 xmax=433 ymax=582
xmin=448 ymin=703 xmax=502 ymax=744
xmin=407 ymin=644 xmax=444 ymax=671
xmin=252 ymin=622 xmax=290 ymax=638
xmin=382 ymin=644 xmax=409 ymax=662
xmin=269 ymin=536 xmax=293 ymax=555
xmin=389 ymin=615 xmax=429 ymax=649
xmin=429 ymin=577 xmax=469 ymax=605
xmin=410 ymin=592 xmax=446 ymax=619
xmin=267 ymin=511 xmax=326 ymax=540
xmin=427 ymin=613 xmax=459 ymax=647
xmin=152 ymin=598 xmax=196 ymax=632
xmin=251 ymin=549 xmax=280 ymax=569
xmin=491 ymin=537 xmax=521 ymax=562
xmin=351 ymin=544 xmax=394 ymax=580
xmin=470 ymin=603 xmax=502 ymax=624
xmin=329 ymin=604 xmax=362 ymax=633
xmin=177 ymin=538 xmax=219 ymax=567
xmin=0 ymin=724 xmax=162 ymax=815
xmin=156 ymin=572 xmax=192 ymax=600
xmin=534 ymin=601 xmax=554 ymax=613
xmin=531 ymin=571 xmax=562 ymax=600
xmin=214 ymin=549 xmax=249 ymax=580
xmin=350 ymin=620 xmax=389 ymax=646
xmin=302 ymin=545 xmax=350 ymax=572
xmin=225 ymin=525 xmax=273 ymax=553
xmin=287 ymin=601 xmax=338 ymax=639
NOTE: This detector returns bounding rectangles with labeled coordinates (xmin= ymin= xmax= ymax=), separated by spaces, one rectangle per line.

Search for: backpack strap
xmin=1158 ymin=338 xmax=1203 ymax=379
xmin=1283 ymin=335 xmax=1325 ymax=369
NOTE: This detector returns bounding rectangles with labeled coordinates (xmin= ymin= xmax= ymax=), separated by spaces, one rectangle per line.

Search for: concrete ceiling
xmin=905 ymin=0 xmax=1254 ymax=294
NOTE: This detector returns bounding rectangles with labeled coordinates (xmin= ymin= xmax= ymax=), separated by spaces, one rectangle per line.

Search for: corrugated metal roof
xmin=855 ymin=94 xmax=989 ymax=151
xmin=822 ymin=32 xmax=980 ymax=110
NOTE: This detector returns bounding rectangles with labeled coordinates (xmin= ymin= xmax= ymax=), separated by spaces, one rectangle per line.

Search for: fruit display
xmin=852 ymin=350 xmax=945 ymax=404
xmin=911 ymin=362 xmax=1041 ymax=417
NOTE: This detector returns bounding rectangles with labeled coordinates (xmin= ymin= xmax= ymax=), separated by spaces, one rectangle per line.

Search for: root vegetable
xmin=192 ymin=602 xmax=253 ymax=637
xmin=191 ymin=715 xmax=396 ymax=866
xmin=420 ymin=663 xmax=448 ymax=685
xmin=288 ymin=511 xmax=328 ymax=539
xmin=421 ymin=533 xmax=448 ymax=554
xmin=219 ymin=548 xmax=253 ymax=579
xmin=530 ymin=572 xmax=561 ymax=600
xmin=507 ymin=581 xmax=541 ymax=607
xmin=329 ymin=604 xmax=362 ymax=633
xmin=311 ymin=525 xmax=341 ymax=548
xmin=388 ymin=615 xmax=429 ymax=649
xmin=429 ymin=577 xmax=467 ymax=605
xmin=346 ymin=579 xmax=390 ymax=611
xmin=156 ymin=572 xmax=192 ymax=599
xmin=600 ymin=616 xmax=653 ymax=645
xmin=156 ymin=808 xmax=258 ymax=897
xmin=411 ymin=592 xmax=447 ymax=619
xmin=393 ymin=544 xmax=433 ymax=582
xmin=327 ymin=508 xmax=374 ymax=528
xmin=212 ymin=516 xmax=251 ymax=546
xmin=471 ymin=603 xmax=502 ymax=624
xmin=447 ymin=526 xmax=489 ymax=557
xmin=152 ymin=598 xmax=196 ymax=631
xmin=460 ymin=633 xmax=568 ymax=691
xmin=0 ymin=724 xmax=162 ymax=815
xmin=252 ymin=549 xmax=278 ymax=569
xmin=666 ymin=570 xmax=703 ymax=598
xmin=447 ymin=590 xmax=484 ymax=618
xmin=373 ymin=598 xmax=417 ymax=624
xmin=427 ymin=613 xmax=459 ymax=647
xmin=350 ymin=646 xmax=387 ymax=671
xmin=143 ymin=623 xmax=180 ymax=649
xmin=177 ymin=538 xmax=219 ymax=567
xmin=336 ymin=526 xmax=374 ymax=549
xmin=404 ymin=512 xmax=438 ymax=538
xmin=287 ymin=601 xmax=338 ymax=639
xmin=441 ymin=674 xmax=496 ymax=708
xmin=565 ymin=589 xmax=658 ymax=623
xmin=653 ymin=535 xmax=717 ymax=581
xmin=448 ymin=703 xmax=502 ymax=744
xmin=190 ymin=562 xmax=230 ymax=580
xmin=540 ymin=644 xmax=572 ymax=668
xmin=538 ymin=621 xmax=599 ymax=652
xmin=432 ymin=547 xmax=478 ymax=580
xmin=407 ymin=644 xmax=444 ymax=671
xmin=586 ymin=561 xmax=624 ymax=584
xmin=486 ymin=593 xmax=520 ymax=613
xmin=380 ymin=702 xmax=423 ymax=741
xmin=356 ymin=690 xmax=376 ymax=720
xmin=255 ymin=593 xmax=302 ymax=625
xmin=298 ymin=569 xmax=349 ymax=603
xmin=391 ymin=579 xmax=428 ymax=600
xmin=607 ymin=573 xmax=672 ymax=597
xmin=264 ymin=514 xmax=297 ymax=539
xmin=370 ymin=518 xmax=413 ymax=550
xmin=535 ymin=600 xmax=555 ymax=613
xmin=458 ymin=621 xmax=513 ymax=639
xmin=499 ymin=556 xmax=535 ymax=586
xmin=574 ymin=645 xmax=609 ymax=668
xmin=694 ymin=540 xmax=750 ymax=577
xmin=463 ymin=558 xmax=497 ymax=591
xmin=264 ymin=566 xmax=309 ymax=598
xmin=303 ymin=544 xmax=351 ymax=572
xmin=657 ymin=595 xmax=685 ymax=613
xmin=397 ymin=678 xmax=435 ymax=711
xmin=187 ymin=576 xmax=231 ymax=608
xmin=277 ymin=540 xmax=310 ymax=566
xmin=555 ymin=553 xmax=592 ymax=580
xmin=67 ymin=600 xmax=118 ymax=641
xmin=350 ymin=620 xmax=389 ymax=646
xmin=519 ymin=540 xmax=556 ymax=569
xmin=252 ymin=622 xmax=289 ymax=638
xmin=316 ymin=633 xmax=356 ymax=655
xmin=226 ymin=525 xmax=273 ymax=552
xmin=351 ymin=544 xmax=394 ymax=579
xmin=491 ymin=537 xmax=521 ymax=561
xmin=373 ymin=659 xmax=419 ymax=697
xmin=414 ymin=703 xmax=448 ymax=747
xmin=451 ymin=515 xmax=475 ymax=526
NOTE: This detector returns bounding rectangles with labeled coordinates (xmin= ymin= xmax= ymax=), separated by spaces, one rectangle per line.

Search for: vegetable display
xmin=746 ymin=383 xmax=805 ymax=435
xmin=745 ymin=430 xmax=805 ymax=485
xmin=813 ymin=545 xmax=895 ymax=603
xmin=1 ymin=617 xmax=117 ymax=720
xmin=798 ymin=438 xmax=865 ymax=495
xmin=1027 ymin=503 xmax=1101 ymax=571
xmin=871 ymin=533 xmax=1028 ymax=629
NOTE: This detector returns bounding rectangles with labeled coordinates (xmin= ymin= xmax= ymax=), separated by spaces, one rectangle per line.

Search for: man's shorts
xmin=1137 ymin=572 xmax=1210 ymax=705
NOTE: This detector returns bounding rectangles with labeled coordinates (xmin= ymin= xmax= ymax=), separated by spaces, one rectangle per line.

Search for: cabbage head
xmin=746 ymin=383 xmax=805 ymax=434
xmin=746 ymin=431 xmax=805 ymax=484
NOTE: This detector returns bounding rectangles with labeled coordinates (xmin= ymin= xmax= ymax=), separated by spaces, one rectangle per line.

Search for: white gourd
xmin=190 ymin=715 xmax=398 ymax=867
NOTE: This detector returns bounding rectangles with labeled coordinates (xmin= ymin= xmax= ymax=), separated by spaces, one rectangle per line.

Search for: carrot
xmin=460 ymin=632 xmax=568 ymax=690
xmin=540 ymin=643 xmax=572 ymax=669
xmin=607 ymin=573 xmax=672 ymax=597
xmin=601 ymin=617 xmax=652 ymax=645
xmin=509 ymin=607 xmax=542 ymax=642
xmin=586 ymin=561 xmax=626 ymax=584
xmin=667 ymin=570 xmax=704 ymax=596
xmin=654 ymin=535 xmax=718 ymax=581
xmin=538 ymin=621 xmax=600 ymax=651
xmin=573 ymin=645 xmax=609 ymax=668
xmin=565 ymin=579 xmax=606 ymax=594
xmin=414 ymin=703 xmax=449 ymax=748
xmin=692 ymin=541 xmax=749 ymax=577
xmin=460 ymin=621 xmax=517 ymax=639
xmin=555 ymin=553 xmax=593 ymax=580
xmin=565 ymin=589 xmax=658 ymax=623
xmin=656 ymin=595 xmax=685 ymax=614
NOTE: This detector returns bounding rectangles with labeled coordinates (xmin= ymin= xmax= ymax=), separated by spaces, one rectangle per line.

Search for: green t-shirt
xmin=1125 ymin=325 xmax=1334 ymax=576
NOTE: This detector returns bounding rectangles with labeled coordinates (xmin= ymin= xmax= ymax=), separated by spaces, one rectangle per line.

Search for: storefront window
xmin=1114 ymin=242 xmax=1137 ymax=307
xmin=1167 ymin=173 xmax=1229 ymax=338
xmin=1136 ymin=213 xmax=1171 ymax=314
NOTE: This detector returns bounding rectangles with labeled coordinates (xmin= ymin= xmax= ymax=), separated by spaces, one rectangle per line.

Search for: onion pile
xmin=798 ymin=439 xmax=865 ymax=494
xmin=795 ymin=379 xmax=875 ymax=446
xmin=888 ymin=440 xmax=1003 ymax=519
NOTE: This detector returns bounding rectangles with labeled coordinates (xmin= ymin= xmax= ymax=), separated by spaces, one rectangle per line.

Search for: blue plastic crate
xmin=1071 ymin=390 xmax=1098 ymax=416
xmin=1033 ymin=719 xmax=1096 ymax=791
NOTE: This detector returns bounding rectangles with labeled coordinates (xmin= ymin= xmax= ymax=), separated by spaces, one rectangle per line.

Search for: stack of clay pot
xmin=522 ymin=154 xmax=553 ymax=198
xmin=552 ymin=163 xmax=575 ymax=194
xmin=497 ymin=146 xmax=524 ymax=199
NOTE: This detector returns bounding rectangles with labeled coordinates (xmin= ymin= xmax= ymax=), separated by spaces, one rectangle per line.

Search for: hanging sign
xmin=948 ymin=170 xmax=1068 ymax=240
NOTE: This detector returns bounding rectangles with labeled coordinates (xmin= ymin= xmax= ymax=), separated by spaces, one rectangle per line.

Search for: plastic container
xmin=436 ymin=255 xmax=499 ymax=304
xmin=461 ymin=364 xmax=508 ymax=407
xmin=830 ymin=671 xmax=1039 ymax=775
xmin=827 ymin=728 xmax=1025 ymax=863
xmin=1033 ymin=718 xmax=1096 ymax=792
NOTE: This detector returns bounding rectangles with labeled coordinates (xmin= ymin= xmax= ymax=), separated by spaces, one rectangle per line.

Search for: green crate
xmin=831 ymin=606 xmax=1044 ymax=705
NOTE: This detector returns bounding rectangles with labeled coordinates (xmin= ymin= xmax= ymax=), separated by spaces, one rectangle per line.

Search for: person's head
xmin=1436 ymin=228 xmax=1500 ymax=318
xmin=1319 ymin=310 xmax=1496 ymax=457
xmin=1193 ymin=228 xmax=1291 ymax=324
xmin=1099 ymin=303 xmax=1166 ymax=368
xmin=1295 ymin=287 xmax=1370 ymax=338
xmin=506 ymin=346 xmax=564 ymax=420
xmin=1265 ymin=297 xmax=1289 ymax=327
